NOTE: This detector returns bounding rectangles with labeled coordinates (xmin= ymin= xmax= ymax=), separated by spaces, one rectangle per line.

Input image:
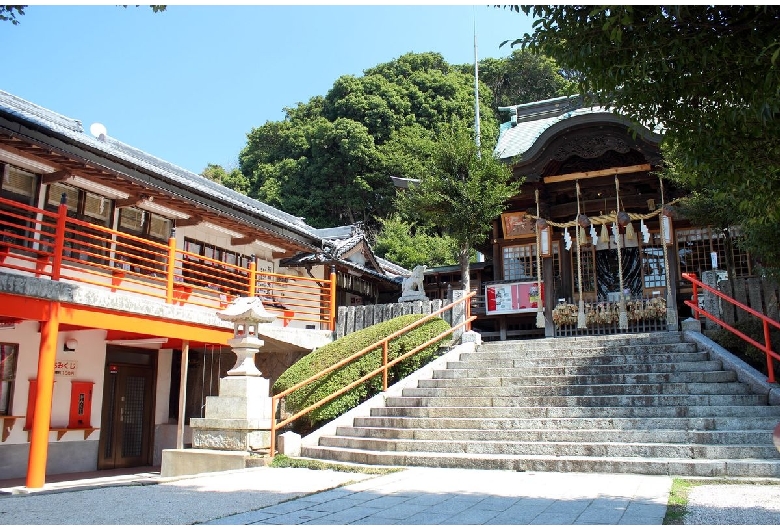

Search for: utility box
xmin=68 ymin=381 xmax=94 ymax=429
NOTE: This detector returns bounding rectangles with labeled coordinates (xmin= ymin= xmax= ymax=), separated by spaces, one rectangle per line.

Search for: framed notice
xmin=485 ymin=281 xmax=544 ymax=315
xmin=501 ymin=212 xmax=535 ymax=239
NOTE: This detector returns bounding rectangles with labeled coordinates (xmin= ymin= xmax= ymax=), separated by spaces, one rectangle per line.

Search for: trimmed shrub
xmin=273 ymin=313 xmax=451 ymax=428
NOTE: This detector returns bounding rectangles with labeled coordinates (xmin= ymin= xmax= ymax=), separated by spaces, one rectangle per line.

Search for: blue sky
xmin=1 ymin=4 xmax=534 ymax=175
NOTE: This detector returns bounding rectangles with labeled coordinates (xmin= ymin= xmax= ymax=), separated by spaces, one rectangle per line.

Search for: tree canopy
xmin=235 ymin=49 xmax=567 ymax=267
xmin=512 ymin=5 xmax=780 ymax=270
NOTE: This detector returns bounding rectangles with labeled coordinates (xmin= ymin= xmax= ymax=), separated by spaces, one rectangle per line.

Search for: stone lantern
xmin=188 ymin=297 xmax=278 ymax=454
xmin=217 ymin=297 xmax=277 ymax=376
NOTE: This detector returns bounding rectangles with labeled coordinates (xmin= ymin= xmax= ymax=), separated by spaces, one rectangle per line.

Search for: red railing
xmin=268 ymin=291 xmax=476 ymax=456
xmin=0 ymin=196 xmax=337 ymax=329
xmin=683 ymin=272 xmax=779 ymax=383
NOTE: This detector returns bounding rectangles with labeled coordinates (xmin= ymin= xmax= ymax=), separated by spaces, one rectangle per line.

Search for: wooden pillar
xmin=26 ymin=302 xmax=60 ymax=489
xmin=543 ymin=256 xmax=555 ymax=337
xmin=176 ymin=341 xmax=190 ymax=450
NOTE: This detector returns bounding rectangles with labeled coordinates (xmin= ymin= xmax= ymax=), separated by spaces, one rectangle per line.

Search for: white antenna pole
xmin=473 ymin=13 xmax=481 ymax=152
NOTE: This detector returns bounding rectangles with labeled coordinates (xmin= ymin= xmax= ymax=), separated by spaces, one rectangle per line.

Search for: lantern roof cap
xmin=216 ymin=297 xmax=276 ymax=324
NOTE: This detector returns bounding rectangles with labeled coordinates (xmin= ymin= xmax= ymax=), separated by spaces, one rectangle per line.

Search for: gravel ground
xmin=684 ymin=484 xmax=780 ymax=525
xmin=0 ymin=467 xmax=371 ymax=525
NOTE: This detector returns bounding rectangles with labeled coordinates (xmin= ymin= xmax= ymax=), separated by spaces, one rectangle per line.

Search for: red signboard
xmin=485 ymin=281 xmax=544 ymax=315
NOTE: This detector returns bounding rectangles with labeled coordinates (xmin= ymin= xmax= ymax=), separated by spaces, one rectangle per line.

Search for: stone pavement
xmin=204 ymin=468 xmax=671 ymax=525
xmin=0 ymin=466 xmax=672 ymax=525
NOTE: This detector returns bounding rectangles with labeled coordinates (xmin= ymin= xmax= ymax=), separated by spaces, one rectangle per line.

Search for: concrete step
xmin=433 ymin=360 xmax=723 ymax=378
xmin=335 ymin=426 xmax=776 ymax=446
xmin=384 ymin=394 xmax=766 ymax=408
xmin=446 ymin=351 xmax=711 ymax=370
xmin=481 ymin=332 xmax=686 ymax=351
xmin=373 ymin=405 xmax=780 ymax=419
xmin=417 ymin=370 xmax=738 ymax=388
xmin=302 ymin=331 xmax=780 ymax=477
xmin=402 ymin=382 xmax=753 ymax=398
xmin=315 ymin=435 xmax=780 ymax=460
xmin=300 ymin=446 xmax=780 ymax=477
xmin=464 ymin=342 xmax=699 ymax=359
xmin=351 ymin=415 xmax=780 ymax=432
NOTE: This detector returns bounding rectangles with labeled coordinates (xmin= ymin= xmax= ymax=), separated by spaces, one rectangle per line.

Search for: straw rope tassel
xmin=616 ymin=176 xmax=628 ymax=329
xmin=576 ymin=181 xmax=586 ymax=328
xmin=660 ymin=176 xmax=679 ymax=331
xmin=535 ymin=189 xmax=545 ymax=328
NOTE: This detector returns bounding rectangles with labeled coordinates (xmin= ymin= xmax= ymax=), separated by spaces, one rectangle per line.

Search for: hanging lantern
xmin=617 ymin=211 xmax=631 ymax=227
xmin=577 ymin=214 xmax=591 ymax=228
xmin=536 ymin=218 xmax=548 ymax=230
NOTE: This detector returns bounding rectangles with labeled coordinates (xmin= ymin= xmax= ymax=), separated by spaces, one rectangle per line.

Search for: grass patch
xmin=269 ymin=454 xmax=404 ymax=475
xmin=664 ymin=477 xmax=780 ymax=525
xmin=664 ymin=478 xmax=694 ymax=525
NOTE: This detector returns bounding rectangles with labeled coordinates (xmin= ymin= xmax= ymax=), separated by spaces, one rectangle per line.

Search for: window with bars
xmin=503 ymin=244 xmax=537 ymax=281
xmin=116 ymin=207 xmax=172 ymax=275
xmin=0 ymin=343 xmax=18 ymax=415
xmin=183 ymin=237 xmax=253 ymax=294
xmin=572 ymin=245 xmax=596 ymax=294
xmin=45 ymin=181 xmax=113 ymax=265
xmin=676 ymin=227 xmax=751 ymax=278
xmin=1 ymin=164 xmax=38 ymax=250
xmin=641 ymin=233 xmax=667 ymax=289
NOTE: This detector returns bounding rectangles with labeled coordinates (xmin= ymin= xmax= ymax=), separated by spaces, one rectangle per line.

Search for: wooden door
xmin=98 ymin=361 xmax=154 ymax=470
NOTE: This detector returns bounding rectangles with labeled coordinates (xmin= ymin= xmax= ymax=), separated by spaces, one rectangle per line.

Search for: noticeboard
xmin=485 ymin=281 xmax=544 ymax=315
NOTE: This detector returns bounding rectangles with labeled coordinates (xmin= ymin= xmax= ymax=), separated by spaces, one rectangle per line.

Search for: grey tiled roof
xmin=0 ymin=89 xmax=321 ymax=243
xmin=493 ymin=95 xmax=662 ymax=161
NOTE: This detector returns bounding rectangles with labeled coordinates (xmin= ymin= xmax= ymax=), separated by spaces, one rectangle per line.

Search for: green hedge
xmin=272 ymin=313 xmax=451 ymax=428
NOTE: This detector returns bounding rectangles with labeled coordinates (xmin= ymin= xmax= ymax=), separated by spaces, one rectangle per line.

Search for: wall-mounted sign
xmin=485 ymin=281 xmax=544 ymax=315
xmin=54 ymin=359 xmax=77 ymax=377
xmin=501 ymin=212 xmax=535 ymax=239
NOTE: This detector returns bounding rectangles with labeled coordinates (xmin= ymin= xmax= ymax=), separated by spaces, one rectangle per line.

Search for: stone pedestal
xmin=189 ymin=376 xmax=273 ymax=452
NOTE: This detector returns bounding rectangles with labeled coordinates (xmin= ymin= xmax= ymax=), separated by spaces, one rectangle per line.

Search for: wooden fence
xmin=335 ymin=299 xmax=448 ymax=339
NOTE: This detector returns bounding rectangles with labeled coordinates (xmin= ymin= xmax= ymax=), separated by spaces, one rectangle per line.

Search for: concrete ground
xmin=1 ymin=465 xmax=779 ymax=525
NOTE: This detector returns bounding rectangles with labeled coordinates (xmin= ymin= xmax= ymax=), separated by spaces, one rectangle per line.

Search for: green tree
xmin=460 ymin=48 xmax=575 ymax=117
xmin=397 ymin=121 xmax=520 ymax=292
xmin=0 ymin=6 xmax=24 ymax=25
xmin=511 ymin=5 xmax=780 ymax=269
xmin=239 ymin=52 xmax=498 ymax=232
xmin=1 ymin=5 xmax=166 ymax=26
xmin=372 ymin=215 xmax=459 ymax=270
xmin=201 ymin=163 xmax=250 ymax=195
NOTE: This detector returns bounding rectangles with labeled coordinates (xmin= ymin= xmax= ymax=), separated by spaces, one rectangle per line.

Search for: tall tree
xmin=239 ymin=52 xmax=497 ymax=232
xmin=396 ymin=121 xmax=520 ymax=292
xmin=460 ymin=48 xmax=575 ymax=117
xmin=511 ymin=5 xmax=780 ymax=269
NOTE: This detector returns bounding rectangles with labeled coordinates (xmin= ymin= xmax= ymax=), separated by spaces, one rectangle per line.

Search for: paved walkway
xmin=0 ymin=467 xmax=671 ymax=525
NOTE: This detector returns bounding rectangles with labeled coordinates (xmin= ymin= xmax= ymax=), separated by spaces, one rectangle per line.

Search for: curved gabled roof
xmin=493 ymin=95 xmax=662 ymax=164
xmin=0 ymin=89 xmax=321 ymax=245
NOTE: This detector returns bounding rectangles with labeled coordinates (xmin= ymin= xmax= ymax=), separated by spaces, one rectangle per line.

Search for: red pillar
xmin=26 ymin=301 xmax=60 ymax=489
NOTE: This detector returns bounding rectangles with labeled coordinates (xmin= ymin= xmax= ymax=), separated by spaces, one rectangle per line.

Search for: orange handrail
xmin=682 ymin=272 xmax=780 ymax=383
xmin=268 ymin=291 xmax=477 ymax=456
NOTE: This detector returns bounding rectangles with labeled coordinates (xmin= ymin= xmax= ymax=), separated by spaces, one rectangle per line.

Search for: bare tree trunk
xmin=459 ymin=244 xmax=471 ymax=294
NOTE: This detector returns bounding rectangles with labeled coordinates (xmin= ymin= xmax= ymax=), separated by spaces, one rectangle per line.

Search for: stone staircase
xmin=301 ymin=332 xmax=780 ymax=477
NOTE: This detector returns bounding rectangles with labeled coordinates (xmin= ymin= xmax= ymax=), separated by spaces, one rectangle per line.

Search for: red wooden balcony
xmin=0 ymin=196 xmax=336 ymax=330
